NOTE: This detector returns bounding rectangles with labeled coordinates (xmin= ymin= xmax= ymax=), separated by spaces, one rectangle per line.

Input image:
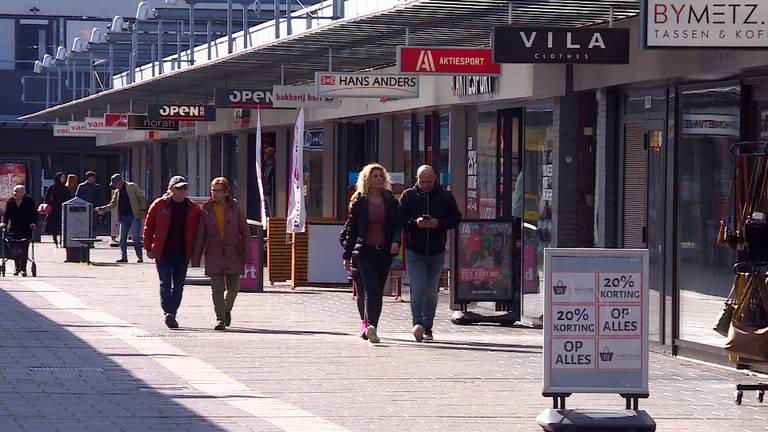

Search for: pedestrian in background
xmin=1 ymin=185 xmax=36 ymax=276
xmin=143 ymin=176 xmax=201 ymax=329
xmin=95 ymin=174 xmax=147 ymax=263
xmin=400 ymin=165 xmax=461 ymax=342
xmin=192 ymin=177 xmax=252 ymax=331
xmin=43 ymin=172 xmax=71 ymax=248
xmin=75 ymin=171 xmax=101 ymax=205
xmin=341 ymin=163 xmax=400 ymax=344
xmin=65 ymin=174 xmax=78 ymax=196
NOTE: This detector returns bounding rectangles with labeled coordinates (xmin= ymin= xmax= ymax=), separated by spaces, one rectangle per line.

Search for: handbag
xmin=724 ymin=276 xmax=768 ymax=361
xmin=37 ymin=203 xmax=52 ymax=215
xmin=713 ymin=274 xmax=741 ymax=336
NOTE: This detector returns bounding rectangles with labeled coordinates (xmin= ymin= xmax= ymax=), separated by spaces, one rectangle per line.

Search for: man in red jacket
xmin=143 ymin=176 xmax=202 ymax=329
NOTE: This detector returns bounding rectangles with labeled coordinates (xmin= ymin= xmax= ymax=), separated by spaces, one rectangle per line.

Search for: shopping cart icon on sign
xmin=600 ymin=347 xmax=614 ymax=362
xmin=553 ymin=280 xmax=567 ymax=295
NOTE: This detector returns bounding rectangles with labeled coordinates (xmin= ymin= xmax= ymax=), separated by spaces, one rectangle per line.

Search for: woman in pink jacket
xmin=192 ymin=177 xmax=253 ymax=330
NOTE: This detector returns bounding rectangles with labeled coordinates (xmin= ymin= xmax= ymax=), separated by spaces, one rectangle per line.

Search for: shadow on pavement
xmin=0 ymin=284 xmax=242 ymax=431
xmin=175 ymin=326 xmax=350 ymax=337
xmin=384 ymin=338 xmax=542 ymax=354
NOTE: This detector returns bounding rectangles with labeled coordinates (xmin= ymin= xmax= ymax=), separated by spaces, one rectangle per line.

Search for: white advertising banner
xmin=315 ymin=72 xmax=419 ymax=98
xmin=286 ymin=108 xmax=306 ymax=234
xmin=272 ymin=85 xmax=340 ymax=108
xmin=644 ymin=0 xmax=768 ymax=48
xmin=254 ymin=109 xmax=268 ymax=230
xmin=54 ymin=123 xmax=93 ymax=137
xmin=544 ymin=248 xmax=649 ymax=394
xmin=681 ymin=114 xmax=740 ymax=136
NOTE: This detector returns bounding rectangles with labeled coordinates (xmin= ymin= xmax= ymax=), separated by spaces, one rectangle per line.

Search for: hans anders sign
xmin=315 ymin=72 xmax=419 ymax=98
xmin=148 ymin=104 xmax=216 ymax=121
xmin=397 ymin=46 xmax=501 ymax=75
xmin=644 ymin=0 xmax=768 ymax=48
xmin=127 ymin=115 xmax=179 ymax=131
xmin=215 ymin=88 xmax=275 ymax=109
xmin=492 ymin=26 xmax=630 ymax=64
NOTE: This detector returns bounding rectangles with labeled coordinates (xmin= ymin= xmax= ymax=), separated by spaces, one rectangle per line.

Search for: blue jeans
xmin=156 ymin=253 xmax=188 ymax=316
xmin=119 ymin=214 xmax=143 ymax=260
xmin=406 ymin=249 xmax=444 ymax=330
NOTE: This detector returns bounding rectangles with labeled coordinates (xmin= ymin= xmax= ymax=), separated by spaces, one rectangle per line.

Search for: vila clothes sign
xmin=544 ymin=248 xmax=649 ymax=394
xmin=126 ymin=115 xmax=179 ymax=131
xmin=215 ymin=88 xmax=274 ymax=109
xmin=148 ymin=104 xmax=216 ymax=121
xmin=682 ymin=114 xmax=739 ymax=136
xmin=272 ymin=85 xmax=339 ymax=108
xmin=492 ymin=26 xmax=630 ymax=64
xmin=315 ymin=72 xmax=419 ymax=98
xmin=643 ymin=0 xmax=768 ymax=48
xmin=397 ymin=46 xmax=501 ymax=75
xmin=286 ymin=108 xmax=306 ymax=234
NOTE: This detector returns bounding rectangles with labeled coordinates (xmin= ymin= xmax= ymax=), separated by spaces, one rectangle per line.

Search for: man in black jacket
xmin=400 ymin=165 xmax=461 ymax=342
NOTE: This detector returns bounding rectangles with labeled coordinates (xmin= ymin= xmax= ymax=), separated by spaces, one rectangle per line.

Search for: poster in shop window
xmin=454 ymin=221 xmax=515 ymax=303
xmin=0 ymin=163 xmax=27 ymax=213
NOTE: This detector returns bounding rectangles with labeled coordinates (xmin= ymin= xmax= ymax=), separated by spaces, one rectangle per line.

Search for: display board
xmin=453 ymin=220 xmax=516 ymax=303
xmin=543 ymin=248 xmax=649 ymax=394
xmin=307 ymin=223 xmax=348 ymax=284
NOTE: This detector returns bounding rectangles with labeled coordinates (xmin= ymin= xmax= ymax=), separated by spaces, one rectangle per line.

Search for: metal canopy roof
xmin=23 ymin=0 xmax=640 ymax=121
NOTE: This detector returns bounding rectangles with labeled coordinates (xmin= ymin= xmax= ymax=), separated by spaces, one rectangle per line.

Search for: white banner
xmin=53 ymin=123 xmax=93 ymax=137
xmin=681 ymin=114 xmax=740 ymax=136
xmin=315 ymin=72 xmax=419 ymax=98
xmin=272 ymin=85 xmax=340 ymax=108
xmin=254 ymin=108 xmax=268 ymax=231
xmin=286 ymin=108 xmax=306 ymax=234
xmin=644 ymin=1 xmax=768 ymax=48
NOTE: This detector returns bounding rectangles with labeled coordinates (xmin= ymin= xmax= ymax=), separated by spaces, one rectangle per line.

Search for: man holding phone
xmin=400 ymin=165 xmax=462 ymax=342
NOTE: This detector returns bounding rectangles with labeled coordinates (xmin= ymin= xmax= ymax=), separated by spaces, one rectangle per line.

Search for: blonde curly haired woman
xmin=340 ymin=163 xmax=401 ymax=343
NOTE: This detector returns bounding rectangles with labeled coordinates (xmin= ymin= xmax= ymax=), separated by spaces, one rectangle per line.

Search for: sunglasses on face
xmin=174 ymin=185 xmax=188 ymax=191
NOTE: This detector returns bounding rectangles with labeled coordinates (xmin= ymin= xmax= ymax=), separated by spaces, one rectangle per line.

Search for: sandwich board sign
xmin=543 ymin=248 xmax=649 ymax=394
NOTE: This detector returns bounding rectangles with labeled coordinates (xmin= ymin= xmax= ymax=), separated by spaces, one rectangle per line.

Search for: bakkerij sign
xmin=315 ymin=72 xmax=419 ymax=98
xmin=215 ymin=88 xmax=274 ymax=109
xmin=148 ymin=104 xmax=216 ymax=121
xmin=272 ymin=85 xmax=339 ymax=108
xmin=397 ymin=46 xmax=501 ymax=75
xmin=492 ymin=26 xmax=630 ymax=64
xmin=543 ymin=248 xmax=649 ymax=394
xmin=643 ymin=0 xmax=768 ymax=48
xmin=127 ymin=114 xmax=179 ymax=131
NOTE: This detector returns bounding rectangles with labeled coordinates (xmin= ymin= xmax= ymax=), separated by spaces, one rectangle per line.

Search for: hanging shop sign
xmin=315 ymin=72 xmax=419 ymax=98
xmin=104 ymin=113 xmax=128 ymax=129
xmin=215 ymin=88 xmax=275 ymax=109
xmin=681 ymin=114 xmax=739 ymax=137
xmin=84 ymin=116 xmax=123 ymax=133
xmin=452 ymin=76 xmax=496 ymax=97
xmin=397 ymin=46 xmax=501 ymax=76
xmin=543 ymin=248 xmax=649 ymax=394
xmin=272 ymin=85 xmax=339 ymax=108
xmin=53 ymin=123 xmax=93 ymax=137
xmin=126 ymin=114 xmax=179 ymax=131
xmin=492 ymin=26 xmax=630 ymax=64
xmin=304 ymin=128 xmax=324 ymax=150
xmin=643 ymin=0 xmax=768 ymax=48
xmin=147 ymin=104 xmax=216 ymax=122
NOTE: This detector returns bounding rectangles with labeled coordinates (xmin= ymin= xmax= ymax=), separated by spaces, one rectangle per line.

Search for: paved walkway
xmin=0 ymin=239 xmax=766 ymax=431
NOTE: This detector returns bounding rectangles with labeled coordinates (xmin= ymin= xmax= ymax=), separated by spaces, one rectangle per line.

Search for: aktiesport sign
xmin=315 ymin=72 xmax=419 ymax=98
xmin=215 ymin=88 xmax=275 ymax=109
xmin=492 ymin=26 xmax=630 ymax=64
xmin=148 ymin=104 xmax=216 ymax=121
xmin=643 ymin=0 xmax=768 ymax=48
xmin=397 ymin=46 xmax=501 ymax=75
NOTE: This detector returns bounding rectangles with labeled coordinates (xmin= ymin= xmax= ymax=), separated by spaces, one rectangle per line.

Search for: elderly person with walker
xmin=1 ymin=185 xmax=37 ymax=276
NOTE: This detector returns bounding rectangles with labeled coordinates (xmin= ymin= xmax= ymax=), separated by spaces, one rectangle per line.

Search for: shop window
xmin=0 ymin=19 xmax=14 ymax=71
xmin=678 ymin=86 xmax=740 ymax=346
xmin=439 ymin=114 xmax=450 ymax=187
xmin=17 ymin=19 xmax=49 ymax=71
xmin=304 ymin=128 xmax=323 ymax=218
xmin=476 ymin=111 xmax=497 ymax=219
xmin=522 ymin=104 xmax=554 ymax=320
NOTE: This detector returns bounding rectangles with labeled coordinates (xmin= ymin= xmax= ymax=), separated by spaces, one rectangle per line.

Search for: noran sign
xmin=315 ymin=72 xmax=419 ymax=98
xmin=543 ymin=248 xmax=649 ymax=394
xmin=643 ymin=0 xmax=768 ymax=48
xmin=492 ymin=27 xmax=630 ymax=64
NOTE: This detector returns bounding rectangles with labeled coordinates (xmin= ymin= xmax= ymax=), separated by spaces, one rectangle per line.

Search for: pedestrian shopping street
xmin=0 ymin=241 xmax=763 ymax=432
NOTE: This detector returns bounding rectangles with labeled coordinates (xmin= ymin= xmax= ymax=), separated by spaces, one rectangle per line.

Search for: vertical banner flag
xmin=254 ymin=108 xmax=268 ymax=230
xmin=286 ymin=108 xmax=306 ymax=233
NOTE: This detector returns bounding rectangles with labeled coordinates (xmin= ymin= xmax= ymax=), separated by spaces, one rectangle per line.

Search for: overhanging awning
xmin=22 ymin=0 xmax=640 ymax=121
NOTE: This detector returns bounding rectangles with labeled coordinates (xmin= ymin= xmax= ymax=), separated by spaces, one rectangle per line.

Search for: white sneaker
xmin=365 ymin=325 xmax=380 ymax=343
xmin=423 ymin=330 xmax=434 ymax=341
xmin=412 ymin=324 xmax=425 ymax=342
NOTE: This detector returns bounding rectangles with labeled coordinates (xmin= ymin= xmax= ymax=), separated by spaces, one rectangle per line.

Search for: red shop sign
xmin=397 ymin=46 xmax=501 ymax=76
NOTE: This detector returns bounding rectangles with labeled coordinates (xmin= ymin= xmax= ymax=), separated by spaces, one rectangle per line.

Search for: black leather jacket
xmin=340 ymin=191 xmax=401 ymax=261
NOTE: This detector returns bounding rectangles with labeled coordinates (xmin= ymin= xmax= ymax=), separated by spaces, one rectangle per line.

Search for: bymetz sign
xmin=492 ymin=26 xmax=630 ymax=64
xmin=148 ymin=104 xmax=216 ymax=121
xmin=397 ymin=46 xmax=501 ymax=75
xmin=214 ymin=88 xmax=275 ymax=109
xmin=643 ymin=0 xmax=768 ymax=48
